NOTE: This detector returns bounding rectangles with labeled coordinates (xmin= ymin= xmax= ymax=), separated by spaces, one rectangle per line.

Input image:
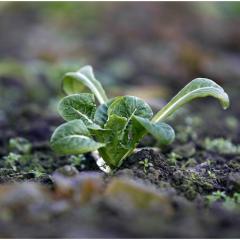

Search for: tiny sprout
xmin=3 ymin=152 xmax=21 ymax=171
xmin=9 ymin=137 xmax=32 ymax=154
xmin=50 ymin=65 xmax=230 ymax=172
xmin=167 ymin=152 xmax=182 ymax=166
xmin=207 ymin=170 xmax=216 ymax=179
xmin=139 ymin=158 xmax=153 ymax=173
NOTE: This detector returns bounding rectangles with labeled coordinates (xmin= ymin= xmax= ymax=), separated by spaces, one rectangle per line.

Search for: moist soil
xmin=0 ymin=77 xmax=239 ymax=238
xmin=0 ymin=3 xmax=240 ymax=238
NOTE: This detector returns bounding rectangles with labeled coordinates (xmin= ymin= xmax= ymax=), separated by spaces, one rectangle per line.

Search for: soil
xmin=0 ymin=2 xmax=240 ymax=238
xmin=0 ymin=75 xmax=239 ymax=238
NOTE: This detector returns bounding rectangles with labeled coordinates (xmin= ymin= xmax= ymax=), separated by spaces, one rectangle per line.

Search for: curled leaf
xmin=134 ymin=116 xmax=175 ymax=145
xmin=94 ymin=97 xmax=119 ymax=126
xmin=152 ymin=78 xmax=230 ymax=123
xmin=62 ymin=65 xmax=108 ymax=104
xmin=50 ymin=120 xmax=105 ymax=155
xmin=96 ymin=114 xmax=129 ymax=168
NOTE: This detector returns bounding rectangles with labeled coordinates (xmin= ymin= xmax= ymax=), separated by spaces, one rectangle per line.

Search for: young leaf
xmin=50 ymin=120 xmax=105 ymax=155
xmin=62 ymin=65 xmax=108 ymax=104
xmin=94 ymin=97 xmax=119 ymax=126
xmin=108 ymin=96 xmax=153 ymax=120
xmin=107 ymin=96 xmax=153 ymax=149
xmin=152 ymin=78 xmax=230 ymax=123
xmin=95 ymin=114 xmax=130 ymax=168
xmin=58 ymin=93 xmax=96 ymax=127
xmin=133 ymin=116 xmax=175 ymax=145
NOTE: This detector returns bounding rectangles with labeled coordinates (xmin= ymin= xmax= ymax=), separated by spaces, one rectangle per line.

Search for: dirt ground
xmin=0 ymin=2 xmax=239 ymax=238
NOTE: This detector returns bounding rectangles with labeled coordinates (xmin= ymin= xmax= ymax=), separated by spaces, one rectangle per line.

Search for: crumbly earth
xmin=1 ymin=3 xmax=240 ymax=238
xmin=0 ymin=76 xmax=239 ymax=238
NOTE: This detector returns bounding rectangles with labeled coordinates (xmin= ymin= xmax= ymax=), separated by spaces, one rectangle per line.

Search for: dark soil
xmin=0 ymin=76 xmax=239 ymax=238
xmin=0 ymin=2 xmax=240 ymax=238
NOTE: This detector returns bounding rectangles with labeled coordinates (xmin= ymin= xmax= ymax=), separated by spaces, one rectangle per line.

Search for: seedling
xmin=9 ymin=137 xmax=32 ymax=154
xmin=139 ymin=158 xmax=153 ymax=173
xmin=167 ymin=152 xmax=182 ymax=166
xmin=50 ymin=65 xmax=230 ymax=172
xmin=3 ymin=152 xmax=21 ymax=171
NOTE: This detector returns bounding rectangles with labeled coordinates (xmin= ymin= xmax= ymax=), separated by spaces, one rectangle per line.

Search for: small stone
xmin=0 ymin=183 xmax=49 ymax=208
xmin=104 ymin=178 xmax=173 ymax=215
xmin=0 ymin=183 xmax=51 ymax=220
xmin=53 ymin=171 xmax=104 ymax=204
xmin=148 ymin=167 xmax=155 ymax=172
xmin=53 ymin=165 xmax=79 ymax=177
xmin=229 ymin=172 xmax=240 ymax=191
xmin=115 ymin=169 xmax=134 ymax=178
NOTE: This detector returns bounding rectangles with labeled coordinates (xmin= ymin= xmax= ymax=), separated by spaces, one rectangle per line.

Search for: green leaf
xmin=95 ymin=114 xmax=130 ymax=168
xmin=58 ymin=93 xmax=97 ymax=127
xmin=62 ymin=65 xmax=108 ymax=104
xmin=107 ymin=96 xmax=153 ymax=149
xmin=133 ymin=116 xmax=175 ymax=145
xmin=108 ymin=96 xmax=153 ymax=120
xmin=94 ymin=97 xmax=119 ymax=126
xmin=50 ymin=120 xmax=105 ymax=155
xmin=152 ymin=78 xmax=230 ymax=123
xmin=105 ymin=114 xmax=128 ymax=137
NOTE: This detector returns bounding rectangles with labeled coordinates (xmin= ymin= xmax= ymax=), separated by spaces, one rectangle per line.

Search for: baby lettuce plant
xmin=50 ymin=65 xmax=229 ymax=172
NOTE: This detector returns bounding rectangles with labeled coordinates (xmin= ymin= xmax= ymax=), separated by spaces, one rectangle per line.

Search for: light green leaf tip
xmin=62 ymin=65 xmax=108 ymax=105
xmin=152 ymin=78 xmax=230 ymax=123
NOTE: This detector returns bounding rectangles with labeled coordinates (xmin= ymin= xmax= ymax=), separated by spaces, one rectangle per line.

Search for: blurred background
xmin=0 ymin=2 xmax=240 ymax=144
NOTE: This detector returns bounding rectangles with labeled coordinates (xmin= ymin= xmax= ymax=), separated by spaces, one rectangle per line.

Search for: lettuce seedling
xmin=50 ymin=65 xmax=230 ymax=172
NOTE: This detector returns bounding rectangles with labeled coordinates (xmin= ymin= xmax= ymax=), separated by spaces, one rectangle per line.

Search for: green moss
xmin=175 ymin=126 xmax=196 ymax=143
xmin=181 ymin=158 xmax=197 ymax=169
xmin=68 ymin=154 xmax=87 ymax=170
xmin=174 ymin=143 xmax=196 ymax=158
xmin=203 ymin=138 xmax=240 ymax=154
xmin=206 ymin=191 xmax=240 ymax=211
xmin=173 ymin=170 xmax=216 ymax=200
xmin=174 ymin=116 xmax=202 ymax=143
xmin=1 ymin=143 xmax=92 ymax=183
xmin=3 ymin=153 xmax=21 ymax=171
